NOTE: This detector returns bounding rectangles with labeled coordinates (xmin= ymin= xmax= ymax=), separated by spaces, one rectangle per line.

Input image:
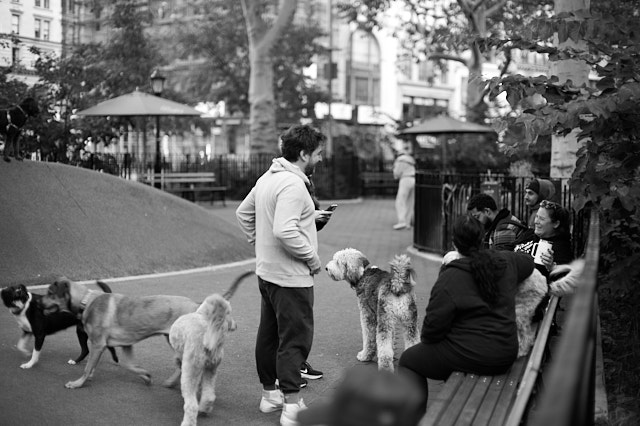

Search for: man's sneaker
xmin=280 ymin=398 xmax=307 ymax=426
xmin=259 ymin=389 xmax=283 ymax=413
xmin=300 ymin=361 xmax=323 ymax=380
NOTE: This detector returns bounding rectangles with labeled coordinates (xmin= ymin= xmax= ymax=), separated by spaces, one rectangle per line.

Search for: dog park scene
xmin=1 ymin=1 xmax=639 ymax=425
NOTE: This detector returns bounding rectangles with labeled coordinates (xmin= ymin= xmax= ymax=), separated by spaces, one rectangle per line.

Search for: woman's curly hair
xmin=452 ymin=215 xmax=507 ymax=306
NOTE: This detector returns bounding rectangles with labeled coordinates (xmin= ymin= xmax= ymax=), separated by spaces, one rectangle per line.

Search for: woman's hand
xmin=540 ymin=248 xmax=555 ymax=271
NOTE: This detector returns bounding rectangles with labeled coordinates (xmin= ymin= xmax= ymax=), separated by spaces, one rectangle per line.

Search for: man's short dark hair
xmin=467 ymin=193 xmax=498 ymax=212
xmin=280 ymin=125 xmax=326 ymax=162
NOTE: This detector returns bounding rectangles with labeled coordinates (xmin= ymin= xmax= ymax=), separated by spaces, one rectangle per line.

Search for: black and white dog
xmin=1 ymin=282 xmax=118 ymax=369
xmin=1 ymin=97 xmax=39 ymax=162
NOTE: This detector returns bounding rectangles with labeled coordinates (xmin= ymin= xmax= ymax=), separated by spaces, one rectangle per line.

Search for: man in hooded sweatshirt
xmin=236 ymin=124 xmax=325 ymax=426
xmin=524 ymin=178 xmax=556 ymax=227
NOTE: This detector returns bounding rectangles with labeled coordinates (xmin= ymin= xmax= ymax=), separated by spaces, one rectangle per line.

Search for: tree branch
xmin=429 ymin=53 xmax=469 ymax=67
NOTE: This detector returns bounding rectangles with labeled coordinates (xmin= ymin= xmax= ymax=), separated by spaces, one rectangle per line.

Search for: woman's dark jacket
xmin=421 ymin=251 xmax=534 ymax=368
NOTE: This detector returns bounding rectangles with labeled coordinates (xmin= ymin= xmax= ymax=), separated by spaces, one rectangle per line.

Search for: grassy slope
xmin=0 ymin=160 xmax=253 ymax=286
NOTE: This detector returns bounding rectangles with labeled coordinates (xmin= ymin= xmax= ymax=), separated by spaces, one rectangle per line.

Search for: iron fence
xmin=414 ymin=171 xmax=578 ymax=255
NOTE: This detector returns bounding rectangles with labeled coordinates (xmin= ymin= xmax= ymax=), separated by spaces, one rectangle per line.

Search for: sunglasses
xmin=540 ymin=200 xmax=561 ymax=210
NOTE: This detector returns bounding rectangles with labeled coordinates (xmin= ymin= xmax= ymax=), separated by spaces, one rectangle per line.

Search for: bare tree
xmin=240 ymin=0 xmax=298 ymax=154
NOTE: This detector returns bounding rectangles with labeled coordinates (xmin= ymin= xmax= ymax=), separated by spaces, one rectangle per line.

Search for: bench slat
xmin=472 ymin=373 xmax=512 ymax=426
xmin=458 ymin=375 xmax=493 ymax=425
xmin=421 ymin=373 xmax=465 ymax=425
xmin=487 ymin=357 xmax=528 ymax=425
xmin=437 ymin=374 xmax=481 ymax=426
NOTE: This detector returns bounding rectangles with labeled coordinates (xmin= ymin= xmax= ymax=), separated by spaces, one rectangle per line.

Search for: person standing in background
xmin=524 ymin=178 xmax=556 ymax=227
xmin=392 ymin=147 xmax=416 ymax=230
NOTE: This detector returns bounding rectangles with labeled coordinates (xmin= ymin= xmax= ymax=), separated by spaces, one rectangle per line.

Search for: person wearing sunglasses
xmin=514 ymin=200 xmax=573 ymax=273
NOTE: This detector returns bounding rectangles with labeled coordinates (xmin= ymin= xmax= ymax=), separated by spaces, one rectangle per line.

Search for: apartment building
xmin=0 ymin=0 xmax=64 ymax=85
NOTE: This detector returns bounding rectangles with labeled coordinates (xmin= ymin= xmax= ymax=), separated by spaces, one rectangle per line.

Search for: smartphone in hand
xmin=326 ymin=204 xmax=338 ymax=211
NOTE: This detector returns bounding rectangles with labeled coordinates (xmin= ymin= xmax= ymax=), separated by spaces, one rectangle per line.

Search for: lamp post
xmin=150 ymin=69 xmax=166 ymax=184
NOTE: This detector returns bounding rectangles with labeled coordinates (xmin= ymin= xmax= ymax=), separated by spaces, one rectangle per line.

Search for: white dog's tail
xmin=548 ymin=259 xmax=586 ymax=296
xmin=222 ymin=270 xmax=255 ymax=300
xmin=389 ymin=254 xmax=414 ymax=294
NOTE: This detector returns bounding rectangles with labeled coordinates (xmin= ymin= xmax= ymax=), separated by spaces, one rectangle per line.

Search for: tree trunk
xmin=241 ymin=0 xmax=298 ymax=155
xmin=549 ymin=0 xmax=591 ymax=179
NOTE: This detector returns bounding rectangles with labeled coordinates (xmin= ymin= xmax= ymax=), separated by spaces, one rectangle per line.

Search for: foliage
xmin=161 ymin=0 xmax=327 ymax=123
xmin=336 ymin=0 xmax=552 ymax=123
xmin=485 ymin=7 xmax=640 ymax=294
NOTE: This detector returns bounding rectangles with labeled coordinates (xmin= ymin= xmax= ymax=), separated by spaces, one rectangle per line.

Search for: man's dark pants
xmin=256 ymin=277 xmax=314 ymax=394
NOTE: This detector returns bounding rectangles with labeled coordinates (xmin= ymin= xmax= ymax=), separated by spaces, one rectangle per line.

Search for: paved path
xmin=0 ymin=198 xmax=442 ymax=426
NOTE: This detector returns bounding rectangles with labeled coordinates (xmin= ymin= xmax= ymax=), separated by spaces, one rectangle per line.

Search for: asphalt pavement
xmin=0 ymin=198 xmax=442 ymax=426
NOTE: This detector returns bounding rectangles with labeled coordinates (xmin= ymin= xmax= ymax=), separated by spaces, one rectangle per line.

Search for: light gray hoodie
xmin=236 ymin=157 xmax=320 ymax=288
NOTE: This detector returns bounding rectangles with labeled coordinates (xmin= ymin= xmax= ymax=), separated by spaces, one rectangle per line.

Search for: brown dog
xmin=40 ymin=278 xmax=200 ymax=389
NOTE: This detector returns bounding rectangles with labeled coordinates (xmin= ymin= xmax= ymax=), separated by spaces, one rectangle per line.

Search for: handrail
xmin=529 ymin=209 xmax=600 ymax=426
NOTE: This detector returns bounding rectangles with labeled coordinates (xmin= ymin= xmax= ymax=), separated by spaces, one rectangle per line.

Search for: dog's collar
xmin=78 ymin=290 xmax=99 ymax=313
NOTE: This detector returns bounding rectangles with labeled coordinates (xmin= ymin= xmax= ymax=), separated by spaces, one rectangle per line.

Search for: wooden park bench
xmin=421 ymin=211 xmax=603 ymax=426
xmin=142 ymin=171 xmax=227 ymax=205
xmin=360 ymin=171 xmax=397 ymax=196
xmin=420 ymin=295 xmax=560 ymax=426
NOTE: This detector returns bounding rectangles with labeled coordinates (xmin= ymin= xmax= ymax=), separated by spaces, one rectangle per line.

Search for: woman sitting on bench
xmin=398 ymin=215 xmax=535 ymax=414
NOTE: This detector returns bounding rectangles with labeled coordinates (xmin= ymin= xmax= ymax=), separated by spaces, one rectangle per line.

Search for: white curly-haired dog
xmin=325 ymin=248 xmax=419 ymax=371
xmin=165 ymin=271 xmax=252 ymax=426
xmin=442 ymin=251 xmax=585 ymax=357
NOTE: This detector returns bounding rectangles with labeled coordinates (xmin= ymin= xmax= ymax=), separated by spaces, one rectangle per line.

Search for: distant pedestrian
xmin=467 ymin=193 xmax=527 ymax=251
xmin=236 ymin=124 xmax=326 ymax=426
xmin=392 ymin=149 xmax=415 ymax=230
xmin=524 ymin=178 xmax=556 ymax=227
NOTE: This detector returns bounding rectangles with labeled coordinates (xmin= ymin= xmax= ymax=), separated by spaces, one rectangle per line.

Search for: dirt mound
xmin=0 ymin=161 xmax=253 ymax=286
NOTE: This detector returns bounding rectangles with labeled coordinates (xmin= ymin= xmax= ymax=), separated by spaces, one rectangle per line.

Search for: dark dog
xmin=1 ymin=97 xmax=39 ymax=162
xmin=1 ymin=281 xmax=118 ymax=369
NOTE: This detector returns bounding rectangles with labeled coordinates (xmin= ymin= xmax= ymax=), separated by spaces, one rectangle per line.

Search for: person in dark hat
xmin=524 ymin=178 xmax=556 ymax=227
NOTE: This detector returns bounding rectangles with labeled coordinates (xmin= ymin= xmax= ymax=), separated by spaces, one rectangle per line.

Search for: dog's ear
xmin=345 ymin=255 xmax=368 ymax=284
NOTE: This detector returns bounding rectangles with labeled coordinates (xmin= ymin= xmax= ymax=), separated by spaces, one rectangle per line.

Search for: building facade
xmin=2 ymin=0 xmax=551 ymax=160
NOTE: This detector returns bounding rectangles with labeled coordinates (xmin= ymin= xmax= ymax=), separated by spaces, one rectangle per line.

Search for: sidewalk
xmin=0 ymin=197 xmax=443 ymax=426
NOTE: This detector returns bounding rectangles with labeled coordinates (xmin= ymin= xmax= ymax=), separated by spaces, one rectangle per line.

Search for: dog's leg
xmin=20 ymin=333 xmax=47 ymax=369
xmin=199 ymin=364 xmax=218 ymax=415
xmin=376 ymin=306 xmax=395 ymax=372
xmin=516 ymin=304 xmax=535 ymax=357
xmin=16 ymin=333 xmax=32 ymax=356
xmin=119 ymin=345 xmax=151 ymax=385
xmin=66 ymin=344 xmax=106 ymax=389
xmin=403 ymin=299 xmax=420 ymax=348
xmin=179 ymin=359 xmax=200 ymax=426
xmin=356 ymin=300 xmax=377 ymax=362
xmin=164 ymin=358 xmax=182 ymax=388
xmin=70 ymin=325 xmax=90 ymax=365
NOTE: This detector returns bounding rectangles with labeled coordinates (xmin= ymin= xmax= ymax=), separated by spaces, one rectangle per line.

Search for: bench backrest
xmin=529 ymin=210 xmax=601 ymax=426
xmin=143 ymin=172 xmax=216 ymax=189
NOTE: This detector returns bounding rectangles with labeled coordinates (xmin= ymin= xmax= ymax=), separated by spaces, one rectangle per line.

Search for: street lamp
xmin=150 ymin=69 xmax=166 ymax=181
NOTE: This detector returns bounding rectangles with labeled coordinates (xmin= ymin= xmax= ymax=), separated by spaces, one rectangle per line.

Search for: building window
xmin=348 ymin=29 xmax=381 ymax=106
xmin=12 ymin=47 xmax=20 ymax=66
xmin=35 ymin=0 xmax=41 ymax=6
xmin=35 ymin=18 xmax=42 ymax=38
xmin=43 ymin=20 xmax=50 ymax=40
xmin=36 ymin=0 xmax=50 ymax=8
xmin=11 ymin=15 xmax=20 ymax=34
